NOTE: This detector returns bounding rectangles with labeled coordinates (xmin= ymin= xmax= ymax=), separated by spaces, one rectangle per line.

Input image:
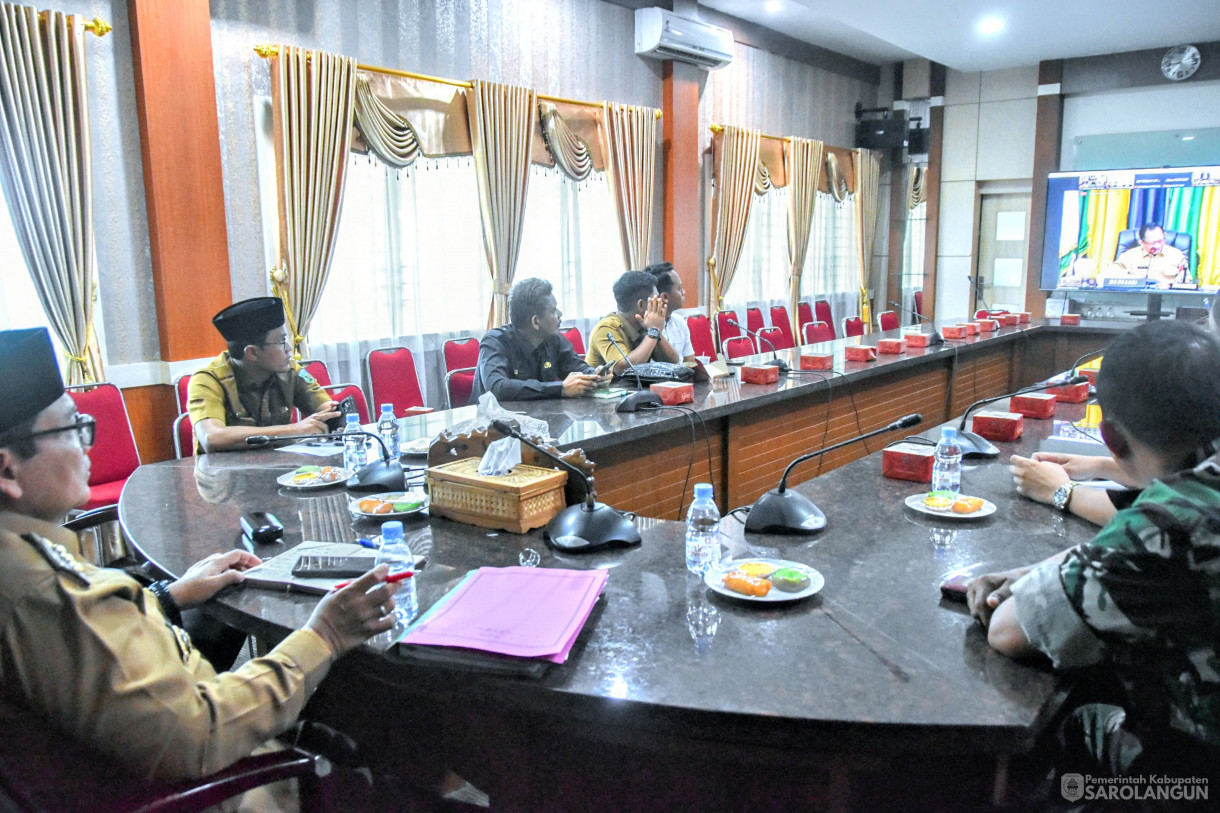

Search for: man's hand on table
xmin=966 ymin=567 xmax=1031 ymax=627
xmin=1010 ymin=454 xmax=1070 ymax=504
xmin=306 ymin=566 xmax=398 ymax=655
xmin=168 ymin=549 xmax=262 ymax=610
xmin=562 ymin=372 xmax=602 ymax=397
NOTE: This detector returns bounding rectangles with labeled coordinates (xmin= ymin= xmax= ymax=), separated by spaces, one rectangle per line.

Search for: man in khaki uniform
xmin=0 ymin=327 xmax=398 ymax=789
xmin=188 ymin=297 xmax=338 ymax=453
xmin=1108 ymin=224 xmax=1191 ymax=285
xmin=585 ymin=269 xmax=679 ymax=373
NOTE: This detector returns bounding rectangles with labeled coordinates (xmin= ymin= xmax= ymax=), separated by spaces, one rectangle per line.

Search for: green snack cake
xmin=770 ymin=567 xmax=811 ymax=592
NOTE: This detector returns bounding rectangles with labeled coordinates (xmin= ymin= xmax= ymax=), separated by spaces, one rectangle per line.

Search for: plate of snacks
xmin=276 ymin=465 xmax=353 ymax=489
xmin=904 ymin=492 xmax=997 ymax=519
xmin=349 ymin=490 xmax=428 ymax=520
xmin=703 ymin=558 xmax=824 ymax=603
xmin=400 ymin=436 xmax=434 ymax=457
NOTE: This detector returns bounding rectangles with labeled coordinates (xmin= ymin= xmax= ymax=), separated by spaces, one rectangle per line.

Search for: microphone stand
xmin=887 ymin=300 xmax=944 ymax=345
xmin=246 ymin=429 xmax=406 ymax=493
xmin=727 ymin=318 xmax=789 ymax=372
xmin=605 ymin=332 xmax=663 ymax=413
xmin=489 ymin=419 xmax=642 ymax=552
xmin=745 ymin=413 xmax=923 ymax=534
xmin=954 ymin=374 xmax=1088 ymax=458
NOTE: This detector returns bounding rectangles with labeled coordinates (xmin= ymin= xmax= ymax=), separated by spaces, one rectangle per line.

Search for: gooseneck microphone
xmin=744 ymin=413 xmax=923 ymax=534
xmin=1067 ymin=349 xmax=1105 ymax=379
xmin=246 ymin=429 xmax=405 ymax=492
xmin=490 ymin=419 xmax=641 ymax=552
xmin=955 ymin=374 xmax=1088 ymax=458
xmin=605 ymin=332 xmax=663 ymax=413
xmin=887 ymin=300 xmax=944 ymax=345
xmin=726 ymin=318 xmax=789 ymax=372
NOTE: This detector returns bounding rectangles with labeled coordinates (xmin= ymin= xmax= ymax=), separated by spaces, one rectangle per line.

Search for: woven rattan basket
xmin=425 ymin=458 xmax=568 ymax=533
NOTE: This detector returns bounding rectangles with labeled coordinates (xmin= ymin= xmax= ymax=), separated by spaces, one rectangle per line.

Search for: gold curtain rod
xmin=709 ymin=123 xmax=789 ymax=142
xmin=83 ymin=17 xmax=111 ymax=36
xmin=254 ymin=44 xmax=661 ymax=118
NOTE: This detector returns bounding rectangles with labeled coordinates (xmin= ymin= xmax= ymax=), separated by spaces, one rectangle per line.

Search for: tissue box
xmin=971 ymin=410 xmax=1024 ymax=442
xmin=941 ymin=325 xmax=967 ymax=340
xmin=741 ymin=364 xmax=780 ymax=384
xmin=1049 ymin=381 xmax=1090 ymax=403
xmin=800 ymin=353 xmax=834 ymax=370
xmin=1060 ymin=314 xmax=1081 ymax=326
xmin=877 ymin=338 xmax=906 ymax=355
xmin=1016 ymin=312 xmax=1031 ymax=324
xmin=882 ymin=442 xmax=935 ymax=483
xmin=997 ymin=314 xmax=1018 ymax=327
xmin=426 ymin=458 xmax=567 ymax=534
xmin=962 ymin=322 xmax=980 ymax=335
xmin=978 ymin=319 xmax=999 ymax=332
xmin=650 ymin=381 xmax=693 ymax=405
xmin=903 ymin=331 xmax=934 ymax=348
xmin=1010 ymin=392 xmax=1057 ymax=419
xmin=844 ymin=345 xmax=878 ymax=362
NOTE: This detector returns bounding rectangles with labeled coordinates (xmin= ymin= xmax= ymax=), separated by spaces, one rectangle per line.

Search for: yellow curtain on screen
xmin=1196 ymin=186 xmax=1220 ymax=286
xmin=1085 ymin=190 xmax=1130 ymax=272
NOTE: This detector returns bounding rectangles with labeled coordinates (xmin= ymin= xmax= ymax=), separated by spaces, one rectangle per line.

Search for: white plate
xmin=703 ymin=558 xmax=825 ymax=603
xmin=904 ymin=493 xmax=997 ymax=519
xmin=400 ymin=436 xmax=434 ymax=457
xmin=276 ymin=467 xmax=353 ymax=489
xmin=349 ymin=490 xmax=429 ymax=520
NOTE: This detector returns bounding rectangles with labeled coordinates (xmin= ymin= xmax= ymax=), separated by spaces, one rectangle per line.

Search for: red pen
xmin=332 ymin=570 xmax=414 ymax=591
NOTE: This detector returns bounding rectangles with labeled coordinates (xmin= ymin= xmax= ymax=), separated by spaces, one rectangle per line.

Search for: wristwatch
xmin=1052 ymin=481 xmax=1077 ymax=513
xmin=646 ymin=327 xmax=661 ymax=341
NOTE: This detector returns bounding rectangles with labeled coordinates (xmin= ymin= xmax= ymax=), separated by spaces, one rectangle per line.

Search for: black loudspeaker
xmin=906 ymin=127 xmax=929 ymax=155
xmin=855 ymin=116 xmax=907 ymax=150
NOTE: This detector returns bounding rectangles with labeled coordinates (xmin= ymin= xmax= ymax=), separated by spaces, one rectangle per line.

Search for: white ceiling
xmin=700 ymin=0 xmax=1220 ymax=72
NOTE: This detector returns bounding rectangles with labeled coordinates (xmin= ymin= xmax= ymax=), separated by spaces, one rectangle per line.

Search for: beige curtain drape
xmin=907 ymin=164 xmax=927 ymax=209
xmin=270 ymin=46 xmax=357 ymax=355
xmin=784 ymin=137 xmax=824 ymax=337
xmin=469 ymin=80 xmax=537 ymax=327
xmin=853 ymin=148 xmax=881 ymax=332
xmin=0 ymin=5 xmax=102 ymax=383
xmin=539 ymin=102 xmax=592 ymax=182
xmin=353 ymin=73 xmax=422 ymax=168
xmin=601 ymin=102 xmax=657 ymax=270
xmin=708 ymin=125 xmax=761 ymax=311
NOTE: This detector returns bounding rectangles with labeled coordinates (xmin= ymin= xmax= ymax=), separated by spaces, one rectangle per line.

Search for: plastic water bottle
xmin=685 ymin=483 xmax=721 ymax=575
xmin=377 ymin=404 xmax=400 ymax=460
xmin=376 ymin=520 xmax=418 ymax=625
xmin=931 ymin=426 xmax=962 ymax=497
xmin=342 ymin=413 xmax=366 ymax=471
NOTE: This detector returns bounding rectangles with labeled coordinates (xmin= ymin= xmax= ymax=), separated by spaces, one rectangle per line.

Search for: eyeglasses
xmin=259 ymin=336 xmax=292 ymax=350
xmin=17 ymin=413 xmax=96 ymax=448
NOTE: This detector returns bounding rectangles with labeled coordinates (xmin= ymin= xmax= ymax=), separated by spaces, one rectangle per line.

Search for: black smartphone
xmin=290 ymin=555 xmax=377 ymax=579
xmin=939 ymin=573 xmax=972 ymax=602
xmin=595 ymin=360 xmax=615 ymax=377
xmin=239 ymin=511 xmax=283 ymax=544
xmin=324 ymin=395 xmax=359 ymax=433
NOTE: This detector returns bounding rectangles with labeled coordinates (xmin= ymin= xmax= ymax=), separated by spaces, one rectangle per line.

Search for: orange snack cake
xmin=971 ymin=410 xmax=1023 ymax=442
xmin=844 ymin=345 xmax=878 ymax=362
xmin=741 ymin=364 xmax=780 ymax=384
xmin=922 ymin=494 xmax=954 ymax=512
xmin=877 ymin=338 xmax=905 ymax=355
xmin=952 ymin=496 xmax=984 ymax=514
xmin=723 ymin=571 xmax=771 ymax=597
xmin=800 ymin=353 xmax=834 ymax=370
xmin=1009 ymin=392 xmax=1057 ymax=419
xmin=882 ymin=442 xmax=935 ymax=483
xmin=650 ymin=381 xmax=694 ymax=405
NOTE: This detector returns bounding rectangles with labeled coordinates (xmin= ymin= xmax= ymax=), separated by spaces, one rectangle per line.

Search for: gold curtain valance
xmin=754 ymin=161 xmax=773 ymax=195
xmin=711 ymin=124 xmax=788 ymax=188
xmin=539 ymin=101 xmax=593 ymax=181
xmin=907 ymin=164 xmax=927 ymax=209
xmin=823 ymin=149 xmax=855 ymax=202
xmin=352 ymin=74 xmax=422 ymax=167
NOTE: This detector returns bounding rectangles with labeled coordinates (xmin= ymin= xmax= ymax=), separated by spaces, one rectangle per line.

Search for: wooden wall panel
xmin=122 ymin=384 xmax=177 ymax=465
xmin=948 ymin=347 xmax=1014 ymax=416
xmin=593 ymin=418 xmax=727 ymax=520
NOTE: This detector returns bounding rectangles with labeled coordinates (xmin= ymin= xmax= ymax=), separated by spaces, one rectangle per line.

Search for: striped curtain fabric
xmin=784 ymin=137 xmax=823 ymax=338
xmin=601 ymin=102 xmax=657 ymax=270
xmin=708 ymin=125 xmax=762 ymax=311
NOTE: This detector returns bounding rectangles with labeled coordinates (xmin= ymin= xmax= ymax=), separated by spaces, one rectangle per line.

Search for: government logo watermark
xmin=1061 ymin=773 xmax=1208 ymax=802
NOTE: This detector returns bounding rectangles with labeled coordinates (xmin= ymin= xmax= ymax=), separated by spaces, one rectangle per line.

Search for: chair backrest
xmin=365 ymin=346 xmax=425 ymax=417
xmin=443 ymin=337 xmax=481 ymax=409
xmin=758 ymin=325 xmax=793 ymax=351
xmin=974 ymin=308 xmax=1008 ymax=320
xmin=842 ymin=316 xmax=865 ymax=338
xmin=814 ymin=300 xmax=835 ymax=338
xmin=768 ymin=305 xmax=796 ymax=348
xmin=299 ymin=358 xmax=332 ymax=388
xmin=323 ymin=383 xmax=369 ymax=423
xmin=878 ymin=310 xmax=899 ymax=332
xmin=745 ymin=307 xmax=764 ymax=335
xmin=724 ymin=335 xmax=756 ymax=361
xmin=686 ymin=314 xmax=718 ymax=362
xmin=559 ymin=326 xmax=585 ymax=356
xmin=803 ymin=320 xmax=834 ymax=345
xmin=172 ymin=413 xmax=193 ymax=459
xmin=173 ymin=373 xmax=191 ymax=414
xmin=797 ymin=301 xmax=814 ymax=331
xmin=65 ymin=383 xmax=140 ymax=487
xmin=913 ymin=291 xmax=923 ymax=319
xmin=714 ymin=310 xmax=740 ymax=350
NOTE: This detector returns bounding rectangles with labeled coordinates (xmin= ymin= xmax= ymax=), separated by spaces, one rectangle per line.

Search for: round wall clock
xmin=1162 ymin=44 xmax=1201 ymax=81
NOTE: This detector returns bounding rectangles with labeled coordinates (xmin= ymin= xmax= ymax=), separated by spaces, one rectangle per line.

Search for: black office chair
xmin=1114 ymin=228 xmax=1193 ymax=263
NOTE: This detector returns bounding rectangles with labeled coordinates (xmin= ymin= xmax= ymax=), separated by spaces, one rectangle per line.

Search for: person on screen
xmin=1108 ymin=223 xmax=1191 ymax=285
xmin=968 ymin=320 xmax=1220 ymax=785
xmin=469 ymin=277 xmax=609 ymax=403
xmin=586 ymin=269 xmax=679 ymax=373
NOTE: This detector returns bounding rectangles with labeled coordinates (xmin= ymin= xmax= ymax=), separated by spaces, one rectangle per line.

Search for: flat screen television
xmin=1039 ymin=165 xmax=1220 ymax=293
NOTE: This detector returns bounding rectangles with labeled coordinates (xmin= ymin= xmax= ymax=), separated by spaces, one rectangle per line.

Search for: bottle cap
xmin=940 ymin=426 xmax=956 ymax=439
xmin=346 ymin=413 xmax=360 ymax=425
xmin=381 ymin=520 xmax=404 ymax=543
xmin=694 ymin=483 xmax=713 ymax=500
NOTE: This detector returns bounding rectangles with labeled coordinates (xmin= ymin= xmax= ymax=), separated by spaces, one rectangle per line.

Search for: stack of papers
xmin=399 ymin=566 xmax=608 ymax=663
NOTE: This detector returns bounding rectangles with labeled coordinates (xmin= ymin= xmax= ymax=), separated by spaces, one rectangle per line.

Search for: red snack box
xmin=962 ymin=322 xmax=980 ymax=335
xmin=1015 ymin=312 xmax=1031 ymax=324
xmin=877 ymin=338 xmax=906 ymax=355
xmin=650 ymin=381 xmax=694 ymax=405
xmin=1049 ymin=381 xmax=1090 ymax=403
xmin=978 ymin=319 xmax=999 ymax=332
xmin=881 ymin=442 xmax=935 ymax=483
xmin=941 ymin=325 xmax=967 ymax=339
xmin=844 ymin=345 xmax=878 ymax=362
xmin=799 ymin=353 xmax=834 ymax=370
xmin=997 ymin=314 xmax=1018 ymax=327
xmin=971 ymin=410 xmax=1024 ymax=442
xmin=1078 ymin=367 xmax=1100 ymax=385
xmin=741 ymin=364 xmax=780 ymax=384
xmin=1009 ymin=392 xmax=1057 ymax=419
xmin=903 ymin=331 xmax=933 ymax=348
xmin=1060 ymin=314 xmax=1081 ymax=326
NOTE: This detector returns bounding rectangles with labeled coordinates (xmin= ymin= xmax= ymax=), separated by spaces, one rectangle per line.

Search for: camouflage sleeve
xmin=1011 ymin=559 xmax=1106 ymax=669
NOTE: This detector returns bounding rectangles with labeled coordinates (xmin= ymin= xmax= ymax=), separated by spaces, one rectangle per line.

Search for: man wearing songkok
xmin=469 ymin=277 xmax=608 ymax=402
xmin=968 ymin=320 xmax=1220 ymax=788
xmin=0 ymin=328 xmax=397 ymax=804
xmin=188 ymin=297 xmax=338 ymax=452
xmin=585 ymin=269 xmax=679 ymax=374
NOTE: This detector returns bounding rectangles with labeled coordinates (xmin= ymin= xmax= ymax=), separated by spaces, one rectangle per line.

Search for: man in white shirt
xmin=647 ymin=262 xmax=696 ymax=362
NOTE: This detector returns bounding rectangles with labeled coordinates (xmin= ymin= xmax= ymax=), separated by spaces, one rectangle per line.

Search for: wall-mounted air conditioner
xmin=634 ymin=7 xmax=734 ymax=70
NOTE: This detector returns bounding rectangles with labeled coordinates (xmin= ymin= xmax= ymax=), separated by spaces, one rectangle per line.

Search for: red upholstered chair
xmin=803 ymin=321 xmax=835 ymax=344
xmin=724 ymin=335 xmax=757 ymax=361
xmin=65 ymin=383 xmax=141 ymax=511
xmin=686 ymin=314 xmax=718 ymax=362
xmin=172 ymin=413 xmax=193 ymax=459
xmin=758 ymin=325 xmax=792 ymax=351
xmin=714 ymin=310 xmax=740 ymax=354
xmin=365 ymin=346 xmax=425 ymax=417
xmin=974 ymin=308 xmax=1007 ymax=319
xmin=913 ymin=291 xmax=924 ymax=319
xmin=299 ymin=358 xmax=332 ymax=387
xmin=443 ymin=337 xmax=480 ymax=409
xmin=797 ymin=301 xmax=814 ymax=333
xmin=842 ymin=316 xmax=865 ymax=338
xmin=768 ymin=305 xmax=796 ymax=348
xmin=559 ymin=326 xmax=585 ymax=356
xmin=173 ymin=372 xmax=191 ymax=414
xmin=814 ymin=300 xmax=835 ymax=338
xmin=323 ymin=383 xmax=369 ymax=424
xmin=745 ymin=306 xmax=764 ymax=335
xmin=878 ymin=310 xmax=899 ymax=332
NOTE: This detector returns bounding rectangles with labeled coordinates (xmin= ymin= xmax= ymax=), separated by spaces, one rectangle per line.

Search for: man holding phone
xmin=469 ymin=277 xmax=610 ymax=402
xmin=187 ymin=297 xmax=339 ymax=453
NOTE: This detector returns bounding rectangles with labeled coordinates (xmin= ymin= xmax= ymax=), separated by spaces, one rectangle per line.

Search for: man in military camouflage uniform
xmin=969 ymin=320 xmax=1220 ymax=793
xmin=188 ymin=297 xmax=338 ymax=453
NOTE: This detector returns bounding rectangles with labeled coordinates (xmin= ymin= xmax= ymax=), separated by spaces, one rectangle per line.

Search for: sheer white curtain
xmin=723 ymin=187 xmax=790 ymax=330
xmin=801 ymin=191 xmax=861 ymax=331
xmin=901 ymin=200 xmax=927 ymax=324
xmin=0 ymin=197 xmax=66 ymax=366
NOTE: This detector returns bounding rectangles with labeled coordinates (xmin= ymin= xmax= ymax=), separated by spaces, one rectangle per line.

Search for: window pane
xmin=728 ymin=188 xmax=790 ymax=308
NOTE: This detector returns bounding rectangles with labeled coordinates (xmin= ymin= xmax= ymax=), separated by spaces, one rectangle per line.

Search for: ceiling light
xmin=977 ymin=17 xmax=1004 ymax=35
xmin=1182 ymin=135 xmax=1196 ymax=141
xmin=764 ymin=0 xmax=782 ymax=12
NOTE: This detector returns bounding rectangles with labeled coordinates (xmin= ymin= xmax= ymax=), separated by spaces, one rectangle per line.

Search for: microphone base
xmin=345 ymin=459 xmax=407 ymax=493
xmin=545 ymin=502 xmax=642 ymax=552
xmin=744 ymin=489 xmax=828 ymax=534
xmin=927 ymin=331 xmax=945 ymax=345
xmin=764 ymin=358 xmax=791 ymax=372
xmin=958 ymin=431 xmax=1000 ymax=459
xmin=617 ymin=391 xmax=663 ymax=413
